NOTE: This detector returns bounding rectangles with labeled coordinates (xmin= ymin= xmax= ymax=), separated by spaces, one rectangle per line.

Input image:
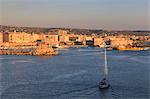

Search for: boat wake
xmin=112 ymin=55 xmax=149 ymax=64
xmin=10 ymin=59 xmax=33 ymax=64
xmin=1 ymin=81 xmax=99 ymax=99
xmin=110 ymin=85 xmax=120 ymax=99
xmin=50 ymin=70 xmax=87 ymax=82
xmin=65 ymin=52 xmax=103 ymax=57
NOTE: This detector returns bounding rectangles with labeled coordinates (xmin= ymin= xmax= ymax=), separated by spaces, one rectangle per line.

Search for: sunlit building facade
xmin=0 ymin=32 xmax=3 ymax=42
xmin=8 ymin=32 xmax=31 ymax=43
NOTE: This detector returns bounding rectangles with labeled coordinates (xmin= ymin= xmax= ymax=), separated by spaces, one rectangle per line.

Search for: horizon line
xmin=0 ymin=24 xmax=150 ymax=32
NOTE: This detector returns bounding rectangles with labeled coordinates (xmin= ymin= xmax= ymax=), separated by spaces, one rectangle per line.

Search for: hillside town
xmin=0 ymin=27 xmax=150 ymax=56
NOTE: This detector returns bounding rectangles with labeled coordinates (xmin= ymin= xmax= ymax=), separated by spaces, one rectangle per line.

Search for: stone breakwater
xmin=32 ymin=45 xmax=59 ymax=56
xmin=0 ymin=45 xmax=59 ymax=56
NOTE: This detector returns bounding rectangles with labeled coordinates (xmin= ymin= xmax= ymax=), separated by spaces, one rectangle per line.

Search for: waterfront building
xmin=8 ymin=32 xmax=32 ymax=43
xmin=43 ymin=34 xmax=59 ymax=47
xmin=31 ymin=33 xmax=40 ymax=42
xmin=77 ymin=35 xmax=86 ymax=42
xmin=106 ymin=36 xmax=116 ymax=41
xmin=59 ymin=35 xmax=69 ymax=42
xmin=58 ymin=30 xmax=68 ymax=36
xmin=94 ymin=37 xmax=104 ymax=47
xmin=39 ymin=33 xmax=45 ymax=41
xmin=57 ymin=30 xmax=69 ymax=43
xmin=85 ymin=36 xmax=93 ymax=41
xmin=3 ymin=32 xmax=9 ymax=42
xmin=68 ymin=34 xmax=78 ymax=42
xmin=0 ymin=32 xmax=3 ymax=42
xmin=111 ymin=37 xmax=133 ymax=48
xmin=86 ymin=40 xmax=94 ymax=46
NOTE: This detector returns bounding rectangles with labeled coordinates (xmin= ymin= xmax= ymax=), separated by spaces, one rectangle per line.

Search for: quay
xmin=0 ymin=44 xmax=59 ymax=56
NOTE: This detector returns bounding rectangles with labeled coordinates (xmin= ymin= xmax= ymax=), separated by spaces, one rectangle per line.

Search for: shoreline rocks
xmin=0 ymin=45 xmax=59 ymax=56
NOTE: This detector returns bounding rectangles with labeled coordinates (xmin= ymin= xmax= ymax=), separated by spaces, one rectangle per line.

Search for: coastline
xmin=0 ymin=45 xmax=59 ymax=56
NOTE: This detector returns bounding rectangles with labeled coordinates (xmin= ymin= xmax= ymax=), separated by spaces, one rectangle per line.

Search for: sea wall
xmin=0 ymin=45 xmax=59 ymax=56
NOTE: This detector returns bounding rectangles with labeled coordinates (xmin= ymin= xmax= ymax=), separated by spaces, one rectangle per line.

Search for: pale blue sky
xmin=0 ymin=0 xmax=149 ymax=30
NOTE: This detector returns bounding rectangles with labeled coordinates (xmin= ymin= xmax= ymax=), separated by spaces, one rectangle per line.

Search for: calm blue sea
xmin=0 ymin=48 xmax=149 ymax=99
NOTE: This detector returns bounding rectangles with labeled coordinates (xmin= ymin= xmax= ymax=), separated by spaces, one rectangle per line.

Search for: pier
xmin=0 ymin=45 xmax=59 ymax=56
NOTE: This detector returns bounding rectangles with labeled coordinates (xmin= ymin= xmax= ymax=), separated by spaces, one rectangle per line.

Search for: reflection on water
xmin=0 ymin=48 xmax=149 ymax=99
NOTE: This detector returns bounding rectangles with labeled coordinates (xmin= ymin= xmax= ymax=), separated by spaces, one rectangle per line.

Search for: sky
xmin=0 ymin=0 xmax=150 ymax=30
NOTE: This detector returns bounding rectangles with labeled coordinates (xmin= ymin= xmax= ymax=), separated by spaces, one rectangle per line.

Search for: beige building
xmin=58 ymin=30 xmax=68 ymax=36
xmin=43 ymin=34 xmax=59 ymax=46
xmin=57 ymin=30 xmax=69 ymax=42
xmin=8 ymin=32 xmax=32 ymax=43
xmin=0 ymin=32 xmax=3 ymax=42
xmin=94 ymin=37 xmax=104 ymax=47
xmin=59 ymin=35 xmax=69 ymax=42
xmin=31 ymin=33 xmax=40 ymax=42
xmin=86 ymin=36 xmax=93 ymax=41
xmin=77 ymin=35 xmax=86 ymax=42
xmin=111 ymin=37 xmax=133 ymax=48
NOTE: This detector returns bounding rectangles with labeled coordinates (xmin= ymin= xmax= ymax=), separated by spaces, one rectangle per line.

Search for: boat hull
xmin=99 ymin=84 xmax=110 ymax=89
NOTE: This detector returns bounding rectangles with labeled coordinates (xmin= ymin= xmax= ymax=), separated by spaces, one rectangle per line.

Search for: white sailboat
xmin=99 ymin=40 xmax=110 ymax=89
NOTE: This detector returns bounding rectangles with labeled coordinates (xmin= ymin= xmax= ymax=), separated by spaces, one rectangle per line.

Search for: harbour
xmin=0 ymin=48 xmax=149 ymax=99
xmin=1 ymin=0 xmax=150 ymax=98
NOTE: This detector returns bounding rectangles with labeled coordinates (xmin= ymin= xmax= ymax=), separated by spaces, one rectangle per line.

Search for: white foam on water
xmin=67 ymin=52 xmax=103 ymax=57
xmin=77 ymin=49 xmax=101 ymax=52
xmin=51 ymin=70 xmax=87 ymax=82
xmin=112 ymin=55 xmax=129 ymax=59
xmin=112 ymin=55 xmax=149 ymax=64
xmin=10 ymin=59 xmax=32 ymax=64
xmin=129 ymin=57 xmax=149 ymax=64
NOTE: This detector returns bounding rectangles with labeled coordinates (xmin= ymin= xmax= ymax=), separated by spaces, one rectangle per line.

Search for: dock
xmin=0 ymin=45 xmax=59 ymax=56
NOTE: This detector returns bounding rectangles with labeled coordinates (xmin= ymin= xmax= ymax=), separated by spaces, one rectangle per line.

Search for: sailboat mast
xmin=104 ymin=32 xmax=109 ymax=80
xmin=104 ymin=43 xmax=108 ymax=78
xmin=99 ymin=33 xmax=110 ymax=89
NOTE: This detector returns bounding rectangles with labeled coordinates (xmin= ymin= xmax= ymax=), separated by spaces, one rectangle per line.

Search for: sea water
xmin=0 ymin=48 xmax=149 ymax=99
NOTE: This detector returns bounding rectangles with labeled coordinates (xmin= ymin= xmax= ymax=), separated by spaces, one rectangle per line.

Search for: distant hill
xmin=0 ymin=25 xmax=104 ymax=35
xmin=0 ymin=25 xmax=50 ymax=33
xmin=0 ymin=25 xmax=149 ymax=36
